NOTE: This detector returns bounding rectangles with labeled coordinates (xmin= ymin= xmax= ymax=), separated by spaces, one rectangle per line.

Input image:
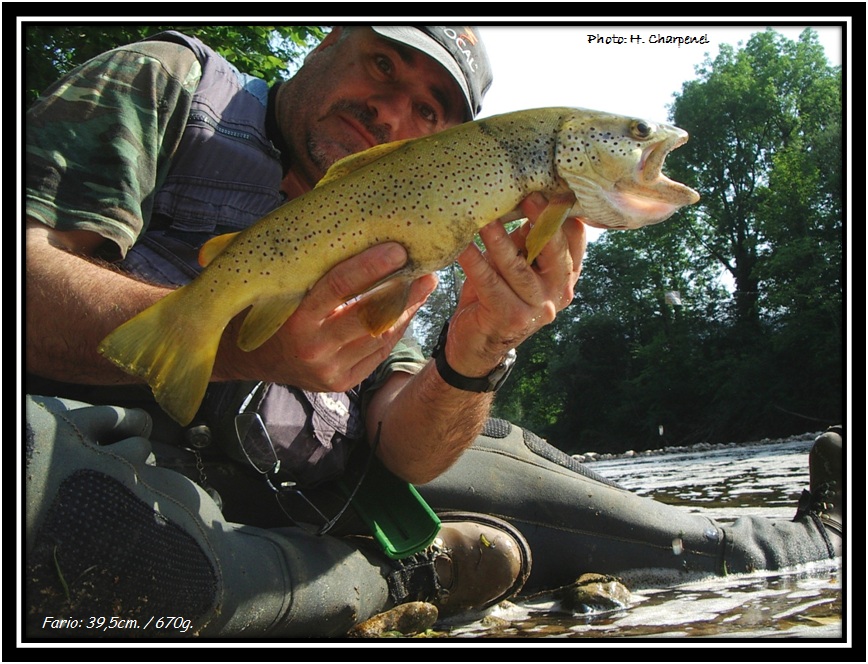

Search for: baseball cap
xmin=371 ymin=26 xmax=493 ymax=119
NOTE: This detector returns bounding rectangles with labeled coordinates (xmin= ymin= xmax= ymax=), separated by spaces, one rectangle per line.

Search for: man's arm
xmin=25 ymin=220 xmax=171 ymax=383
xmin=367 ymin=195 xmax=587 ymax=483
xmin=26 ymin=218 xmax=437 ymax=392
xmin=25 ymin=39 xmax=200 ymax=383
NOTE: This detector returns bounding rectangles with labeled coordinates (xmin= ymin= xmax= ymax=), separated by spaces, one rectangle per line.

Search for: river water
xmin=433 ymin=432 xmax=849 ymax=645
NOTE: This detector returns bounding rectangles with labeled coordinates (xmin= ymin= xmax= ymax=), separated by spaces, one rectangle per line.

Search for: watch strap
xmin=431 ymin=321 xmax=515 ymax=393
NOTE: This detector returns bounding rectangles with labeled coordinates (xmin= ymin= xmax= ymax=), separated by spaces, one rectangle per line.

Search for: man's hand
xmin=446 ymin=192 xmax=587 ymax=378
xmin=217 ymin=242 xmax=438 ymax=392
xmin=365 ymin=192 xmax=586 ymax=484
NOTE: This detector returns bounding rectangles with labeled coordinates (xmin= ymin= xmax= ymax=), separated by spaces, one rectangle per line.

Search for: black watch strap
xmin=431 ymin=321 xmax=516 ymax=393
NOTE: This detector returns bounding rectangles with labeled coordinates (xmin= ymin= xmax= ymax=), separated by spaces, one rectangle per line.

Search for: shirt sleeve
xmin=358 ymin=334 xmax=428 ymax=415
xmin=25 ymin=40 xmax=202 ymax=259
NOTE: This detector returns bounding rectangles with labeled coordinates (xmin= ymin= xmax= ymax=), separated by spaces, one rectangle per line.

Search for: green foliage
xmin=493 ymin=322 xmax=563 ymax=431
xmin=24 ymin=23 xmax=326 ymax=105
xmin=493 ymin=28 xmax=844 ymax=452
xmin=668 ymin=28 xmax=841 ymax=331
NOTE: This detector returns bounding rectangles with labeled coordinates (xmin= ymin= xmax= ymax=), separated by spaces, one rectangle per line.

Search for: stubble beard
xmin=305 ymin=100 xmax=392 ymax=178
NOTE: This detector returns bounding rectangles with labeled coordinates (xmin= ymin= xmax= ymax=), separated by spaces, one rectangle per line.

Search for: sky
xmin=471 ymin=21 xmax=846 ymax=242
xmin=476 ymin=22 xmax=844 ymax=121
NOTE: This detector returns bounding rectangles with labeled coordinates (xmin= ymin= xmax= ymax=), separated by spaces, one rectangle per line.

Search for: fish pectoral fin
xmin=199 ymin=231 xmax=242 ymax=267
xmin=237 ymin=294 xmax=304 ymax=351
xmin=355 ymin=279 xmax=413 ymax=337
xmin=524 ymin=194 xmax=576 ymax=265
xmin=316 ymin=138 xmax=415 ymax=187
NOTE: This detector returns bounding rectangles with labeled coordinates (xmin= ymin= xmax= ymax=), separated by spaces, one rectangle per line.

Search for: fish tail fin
xmin=98 ymin=289 xmax=222 ymax=426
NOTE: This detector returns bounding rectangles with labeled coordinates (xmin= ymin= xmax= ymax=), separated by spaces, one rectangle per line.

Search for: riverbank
xmin=572 ymin=430 xmax=822 ymax=463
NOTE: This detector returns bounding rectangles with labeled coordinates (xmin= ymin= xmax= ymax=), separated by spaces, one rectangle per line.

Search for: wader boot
xmin=24 ymin=396 xmax=530 ymax=637
xmin=418 ymin=419 xmax=843 ymax=591
xmin=381 ymin=512 xmax=531 ymax=617
xmin=794 ymin=425 xmax=843 ymax=556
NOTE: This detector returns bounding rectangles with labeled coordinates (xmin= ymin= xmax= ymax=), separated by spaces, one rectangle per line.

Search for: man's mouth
xmin=338 ymin=114 xmax=378 ymax=149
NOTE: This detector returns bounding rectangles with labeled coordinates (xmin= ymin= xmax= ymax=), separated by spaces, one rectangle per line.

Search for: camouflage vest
xmin=119 ymin=30 xmax=285 ymax=286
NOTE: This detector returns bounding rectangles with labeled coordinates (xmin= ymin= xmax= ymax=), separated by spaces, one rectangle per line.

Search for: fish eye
xmin=630 ymin=120 xmax=655 ymax=139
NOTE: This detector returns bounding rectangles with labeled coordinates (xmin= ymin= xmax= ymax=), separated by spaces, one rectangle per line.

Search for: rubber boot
xmin=24 ymin=395 xmax=396 ymax=638
xmin=418 ymin=419 xmax=840 ymax=591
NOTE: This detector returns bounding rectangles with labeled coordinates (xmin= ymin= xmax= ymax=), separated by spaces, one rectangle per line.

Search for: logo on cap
xmin=461 ymin=27 xmax=479 ymax=46
xmin=440 ymin=27 xmax=480 ymax=72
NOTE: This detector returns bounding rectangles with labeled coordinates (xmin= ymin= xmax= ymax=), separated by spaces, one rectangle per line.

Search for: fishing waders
xmin=24 ymin=396 xmax=532 ymax=638
xmin=24 ymin=395 xmax=407 ymax=637
xmin=418 ymin=419 xmax=841 ymax=591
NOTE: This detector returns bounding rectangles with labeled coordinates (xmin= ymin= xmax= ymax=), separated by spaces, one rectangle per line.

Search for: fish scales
xmin=99 ymin=107 xmax=699 ymax=425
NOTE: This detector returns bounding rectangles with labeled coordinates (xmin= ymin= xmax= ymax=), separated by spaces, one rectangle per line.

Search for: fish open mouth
xmin=636 ymin=131 xmax=699 ymax=205
xmin=574 ymin=126 xmax=700 ymax=230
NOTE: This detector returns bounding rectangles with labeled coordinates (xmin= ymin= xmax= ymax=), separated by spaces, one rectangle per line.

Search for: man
xmin=24 ymin=26 xmax=843 ymax=638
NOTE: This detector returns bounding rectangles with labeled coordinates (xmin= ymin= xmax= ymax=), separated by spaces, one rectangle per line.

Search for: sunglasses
xmin=234 ymin=411 xmax=374 ymax=535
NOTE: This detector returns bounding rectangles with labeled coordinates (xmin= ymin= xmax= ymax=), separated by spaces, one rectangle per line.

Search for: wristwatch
xmin=431 ymin=321 xmax=517 ymax=393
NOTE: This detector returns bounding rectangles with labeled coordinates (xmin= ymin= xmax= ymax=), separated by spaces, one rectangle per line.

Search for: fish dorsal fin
xmin=315 ymin=138 xmax=415 ymax=188
xmin=199 ymin=231 xmax=242 ymax=267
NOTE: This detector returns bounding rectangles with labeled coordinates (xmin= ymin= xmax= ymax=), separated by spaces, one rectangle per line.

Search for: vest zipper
xmin=187 ymin=110 xmax=281 ymax=159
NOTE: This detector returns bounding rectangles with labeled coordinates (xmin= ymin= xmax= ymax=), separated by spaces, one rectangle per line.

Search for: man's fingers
xmin=478 ymin=221 xmax=541 ymax=300
xmin=563 ymin=217 xmax=587 ymax=280
xmin=322 ymin=275 xmax=436 ymax=390
xmin=302 ymin=242 xmax=408 ymax=319
xmin=516 ymin=191 xmax=550 ymax=222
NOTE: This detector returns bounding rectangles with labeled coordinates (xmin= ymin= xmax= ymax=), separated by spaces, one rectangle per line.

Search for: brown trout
xmin=99 ymin=107 xmax=699 ymax=425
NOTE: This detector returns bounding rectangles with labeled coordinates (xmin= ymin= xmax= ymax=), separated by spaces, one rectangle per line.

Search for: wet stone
xmin=557 ymin=573 xmax=632 ymax=614
xmin=480 ymin=613 xmax=512 ymax=629
xmin=347 ymin=601 xmax=439 ymax=638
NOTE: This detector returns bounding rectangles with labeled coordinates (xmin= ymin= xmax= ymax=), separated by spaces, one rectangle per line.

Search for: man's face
xmin=278 ymin=27 xmax=468 ymax=190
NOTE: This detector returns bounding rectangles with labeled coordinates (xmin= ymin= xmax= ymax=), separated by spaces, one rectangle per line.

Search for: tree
xmin=524 ymin=219 xmax=730 ymax=453
xmin=24 ymin=24 xmax=326 ymax=105
xmin=667 ymin=27 xmax=843 ymax=431
xmin=668 ymin=28 xmax=841 ymax=333
xmin=497 ymin=28 xmax=843 ymax=451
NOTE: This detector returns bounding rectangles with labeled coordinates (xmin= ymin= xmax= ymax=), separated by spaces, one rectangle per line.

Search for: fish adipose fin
xmin=356 ymin=279 xmax=412 ymax=336
xmin=524 ymin=194 xmax=576 ymax=264
xmin=97 ymin=288 xmax=222 ymax=426
xmin=237 ymin=294 xmax=305 ymax=352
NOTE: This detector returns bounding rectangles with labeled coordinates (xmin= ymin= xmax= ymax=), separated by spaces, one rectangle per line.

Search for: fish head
xmin=555 ymin=109 xmax=700 ymax=230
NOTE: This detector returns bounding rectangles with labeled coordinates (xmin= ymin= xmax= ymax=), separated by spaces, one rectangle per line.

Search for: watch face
xmin=488 ymin=349 xmax=517 ymax=391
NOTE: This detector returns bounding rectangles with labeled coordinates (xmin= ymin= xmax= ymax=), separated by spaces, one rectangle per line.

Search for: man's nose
xmin=367 ymin=89 xmax=414 ymax=139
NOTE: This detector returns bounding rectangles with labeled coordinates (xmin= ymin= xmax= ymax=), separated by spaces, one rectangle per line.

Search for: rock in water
xmin=558 ymin=573 xmax=631 ymax=614
xmin=347 ymin=601 xmax=439 ymax=637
